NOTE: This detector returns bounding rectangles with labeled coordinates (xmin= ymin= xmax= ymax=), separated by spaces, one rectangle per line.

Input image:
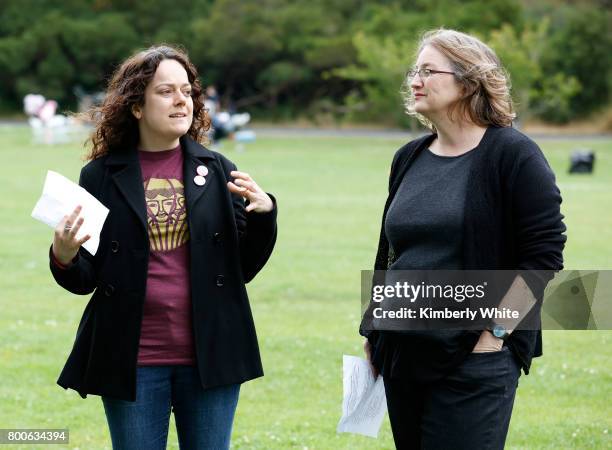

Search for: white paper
xmin=337 ymin=355 xmax=387 ymax=438
xmin=31 ymin=170 xmax=109 ymax=255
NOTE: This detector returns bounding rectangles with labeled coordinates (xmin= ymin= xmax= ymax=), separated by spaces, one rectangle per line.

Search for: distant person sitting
xmin=204 ymin=85 xmax=220 ymax=118
xmin=204 ymin=86 xmax=251 ymax=143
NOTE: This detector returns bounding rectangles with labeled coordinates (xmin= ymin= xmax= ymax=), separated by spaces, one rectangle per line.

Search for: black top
xmin=386 ymin=148 xmax=475 ymax=271
xmin=379 ymin=147 xmax=476 ymax=381
xmin=360 ymin=126 xmax=566 ymax=382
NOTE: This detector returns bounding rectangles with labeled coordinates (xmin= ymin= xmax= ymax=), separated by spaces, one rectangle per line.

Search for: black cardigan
xmin=362 ymin=126 xmax=566 ymax=376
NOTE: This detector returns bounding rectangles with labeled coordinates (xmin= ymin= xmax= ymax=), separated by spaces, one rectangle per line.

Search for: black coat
xmin=50 ymin=135 xmax=277 ymax=401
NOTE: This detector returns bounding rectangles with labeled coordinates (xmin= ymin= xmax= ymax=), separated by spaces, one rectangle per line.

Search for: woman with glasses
xmin=361 ymin=29 xmax=566 ymax=449
xmin=49 ymin=45 xmax=277 ymax=449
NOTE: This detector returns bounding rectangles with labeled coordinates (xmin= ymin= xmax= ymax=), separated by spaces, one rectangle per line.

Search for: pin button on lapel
xmin=215 ymin=275 xmax=225 ymax=287
xmin=196 ymin=165 xmax=209 ymax=177
xmin=194 ymin=175 xmax=206 ymax=186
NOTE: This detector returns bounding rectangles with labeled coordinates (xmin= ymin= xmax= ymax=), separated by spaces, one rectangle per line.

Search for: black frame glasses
xmin=406 ymin=68 xmax=456 ymax=80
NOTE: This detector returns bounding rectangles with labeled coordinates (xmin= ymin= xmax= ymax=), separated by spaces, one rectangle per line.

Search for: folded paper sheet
xmin=337 ymin=355 xmax=387 ymax=438
xmin=31 ymin=170 xmax=109 ymax=255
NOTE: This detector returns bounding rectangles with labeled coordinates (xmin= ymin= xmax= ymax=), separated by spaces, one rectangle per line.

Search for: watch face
xmin=493 ymin=324 xmax=506 ymax=338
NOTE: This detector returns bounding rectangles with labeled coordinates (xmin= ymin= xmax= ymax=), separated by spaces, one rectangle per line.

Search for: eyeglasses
xmin=406 ymin=68 xmax=456 ymax=80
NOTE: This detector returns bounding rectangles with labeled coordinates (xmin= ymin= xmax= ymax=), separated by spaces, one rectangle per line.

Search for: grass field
xmin=0 ymin=125 xmax=610 ymax=449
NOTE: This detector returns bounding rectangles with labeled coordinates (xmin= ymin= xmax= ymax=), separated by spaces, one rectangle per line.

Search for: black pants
xmin=383 ymin=347 xmax=521 ymax=450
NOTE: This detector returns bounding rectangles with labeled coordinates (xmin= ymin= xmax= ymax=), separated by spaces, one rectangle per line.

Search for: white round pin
xmin=196 ymin=165 xmax=209 ymax=177
xmin=194 ymin=175 xmax=206 ymax=186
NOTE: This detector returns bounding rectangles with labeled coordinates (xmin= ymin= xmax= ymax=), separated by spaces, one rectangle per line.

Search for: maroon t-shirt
xmin=137 ymin=145 xmax=196 ymax=365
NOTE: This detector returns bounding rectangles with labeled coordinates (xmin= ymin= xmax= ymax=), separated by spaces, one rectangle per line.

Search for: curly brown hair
xmin=83 ymin=45 xmax=210 ymax=161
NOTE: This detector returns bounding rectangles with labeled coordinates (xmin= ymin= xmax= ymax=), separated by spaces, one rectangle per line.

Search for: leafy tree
xmin=190 ymin=0 xmax=362 ymax=115
xmin=531 ymin=73 xmax=581 ymax=123
xmin=331 ymin=31 xmax=416 ymax=126
xmin=540 ymin=6 xmax=611 ymax=118
xmin=490 ymin=21 xmax=583 ymax=123
xmin=0 ymin=11 xmax=139 ymax=109
xmin=0 ymin=0 xmax=609 ymax=123
xmin=331 ymin=0 xmax=525 ymax=126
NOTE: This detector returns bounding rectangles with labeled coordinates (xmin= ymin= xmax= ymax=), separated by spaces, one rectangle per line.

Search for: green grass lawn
xmin=0 ymin=126 xmax=610 ymax=449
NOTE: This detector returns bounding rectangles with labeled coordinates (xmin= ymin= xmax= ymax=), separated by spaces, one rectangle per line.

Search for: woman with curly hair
xmin=49 ymin=45 xmax=278 ymax=449
xmin=361 ymin=29 xmax=565 ymax=449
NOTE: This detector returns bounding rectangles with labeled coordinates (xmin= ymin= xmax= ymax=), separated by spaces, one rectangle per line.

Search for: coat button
xmin=215 ymin=275 xmax=225 ymax=287
xmin=213 ymin=232 xmax=222 ymax=243
xmin=111 ymin=240 xmax=120 ymax=253
xmin=104 ymin=284 xmax=115 ymax=296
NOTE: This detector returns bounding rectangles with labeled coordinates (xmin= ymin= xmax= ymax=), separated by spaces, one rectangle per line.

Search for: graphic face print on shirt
xmin=144 ymin=178 xmax=189 ymax=251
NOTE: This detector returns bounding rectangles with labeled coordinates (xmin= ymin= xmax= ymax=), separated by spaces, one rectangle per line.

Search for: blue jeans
xmin=101 ymin=366 xmax=240 ymax=450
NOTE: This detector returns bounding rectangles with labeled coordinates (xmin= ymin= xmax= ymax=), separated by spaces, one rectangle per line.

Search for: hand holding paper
xmin=52 ymin=204 xmax=91 ymax=264
xmin=31 ymin=170 xmax=109 ymax=256
xmin=337 ymin=355 xmax=387 ymax=438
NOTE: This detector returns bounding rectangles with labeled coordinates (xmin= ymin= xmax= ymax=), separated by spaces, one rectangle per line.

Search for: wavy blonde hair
xmin=403 ymin=29 xmax=515 ymax=132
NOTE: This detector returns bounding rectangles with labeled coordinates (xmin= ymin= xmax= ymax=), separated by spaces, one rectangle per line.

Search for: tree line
xmin=1 ymin=0 xmax=610 ymax=126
